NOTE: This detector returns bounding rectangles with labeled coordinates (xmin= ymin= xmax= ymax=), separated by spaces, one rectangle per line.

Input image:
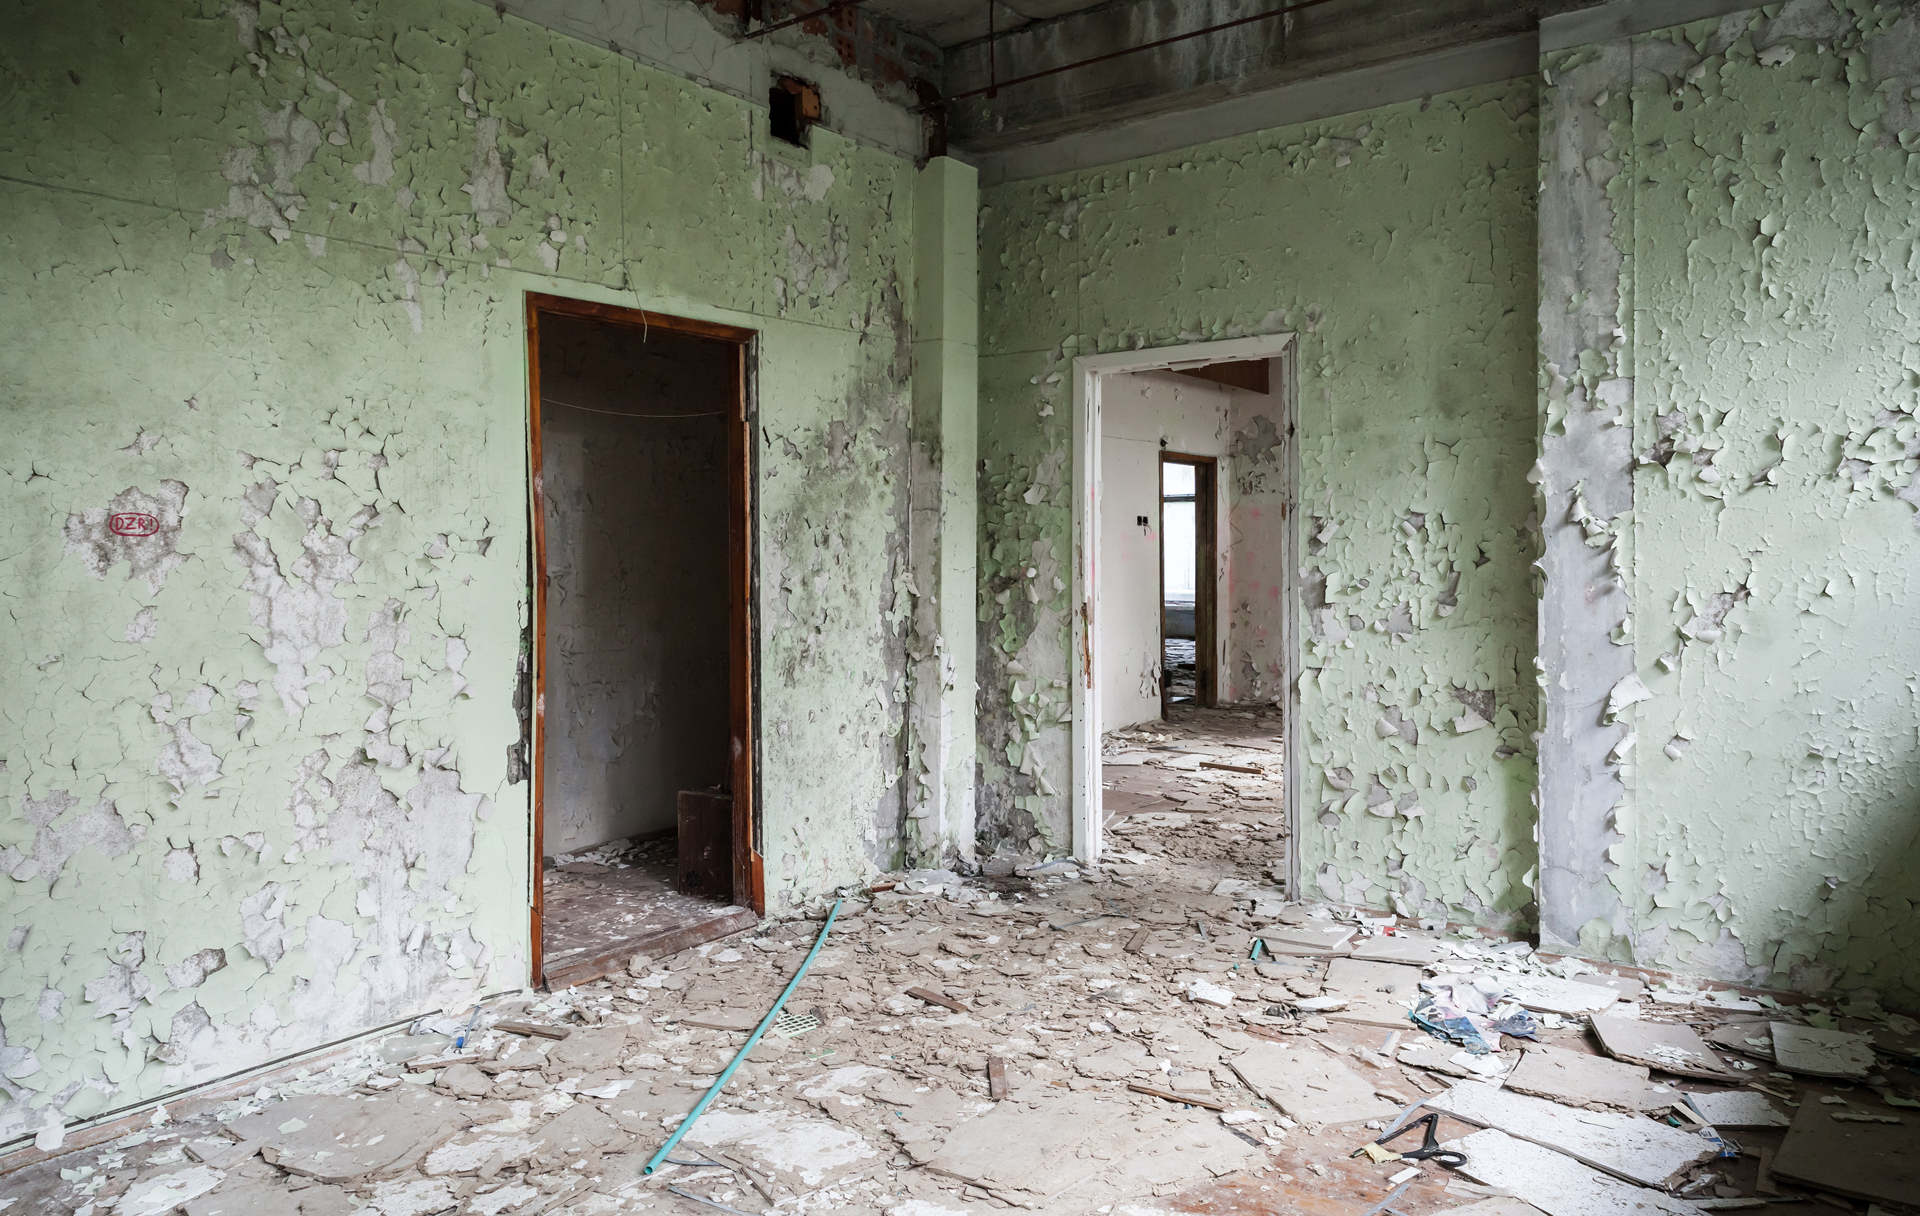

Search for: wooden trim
xmin=525 ymin=294 xmax=764 ymax=990
xmin=1159 ymin=452 xmax=1219 ymax=710
xmin=726 ymin=340 xmax=766 ymax=915
xmin=526 ymin=297 xmax=548 ymax=987
xmin=1276 ymin=350 xmax=1303 ymax=900
xmin=541 ymin=905 xmax=757 ymax=992
xmin=1172 ymin=359 xmax=1269 ymax=395
xmin=0 ymin=1014 xmax=429 ymax=1174
xmin=1158 ymin=455 xmax=1168 ymax=720
xmin=1196 ymin=457 xmax=1219 ymax=707
xmin=523 ymin=292 xmax=757 ymax=345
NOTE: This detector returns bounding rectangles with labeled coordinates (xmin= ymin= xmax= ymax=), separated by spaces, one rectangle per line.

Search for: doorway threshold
xmin=541 ymin=838 xmax=756 ymax=990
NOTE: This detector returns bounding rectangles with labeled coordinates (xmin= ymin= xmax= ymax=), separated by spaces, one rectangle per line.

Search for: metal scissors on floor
xmin=1351 ymin=1112 xmax=1467 ymax=1168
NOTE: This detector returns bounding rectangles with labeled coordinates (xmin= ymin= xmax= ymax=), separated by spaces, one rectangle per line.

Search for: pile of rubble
xmin=5 ymin=712 xmax=1916 ymax=1213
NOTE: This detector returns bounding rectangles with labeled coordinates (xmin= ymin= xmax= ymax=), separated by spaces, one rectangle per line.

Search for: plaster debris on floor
xmin=9 ymin=0 xmax=1920 ymax=1212
xmin=7 ymin=713 xmax=1916 ymax=1214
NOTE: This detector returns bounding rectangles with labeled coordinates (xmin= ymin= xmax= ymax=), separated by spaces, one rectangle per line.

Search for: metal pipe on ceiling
xmin=939 ymin=0 xmax=1350 ymax=106
xmin=743 ymin=0 xmax=863 ymax=40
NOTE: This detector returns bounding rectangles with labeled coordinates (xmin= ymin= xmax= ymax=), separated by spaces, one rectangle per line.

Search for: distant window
xmin=1163 ymin=463 xmax=1198 ymax=601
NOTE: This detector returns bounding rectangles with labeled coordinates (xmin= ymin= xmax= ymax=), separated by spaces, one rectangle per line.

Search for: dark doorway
xmin=1160 ymin=453 xmax=1217 ymax=711
xmin=527 ymin=294 xmax=761 ymax=990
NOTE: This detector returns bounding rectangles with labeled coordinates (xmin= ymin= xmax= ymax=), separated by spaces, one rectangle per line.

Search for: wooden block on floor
xmin=676 ymin=787 xmax=733 ymax=900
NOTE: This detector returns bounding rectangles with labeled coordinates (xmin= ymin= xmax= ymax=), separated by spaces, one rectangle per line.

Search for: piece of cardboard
xmin=1770 ymin=1098 xmax=1920 ymax=1207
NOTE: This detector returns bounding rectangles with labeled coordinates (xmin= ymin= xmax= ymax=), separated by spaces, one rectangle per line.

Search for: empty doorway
xmin=526 ymin=294 xmax=760 ymax=990
xmin=1073 ymin=335 xmax=1299 ymax=870
xmin=1159 ymin=454 xmax=1217 ymax=711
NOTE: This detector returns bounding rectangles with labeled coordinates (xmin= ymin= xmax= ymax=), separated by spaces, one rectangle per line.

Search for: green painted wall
xmin=0 ymin=0 xmax=926 ymax=1142
xmin=1539 ymin=3 xmax=1920 ymax=1005
xmin=977 ymin=82 xmax=1543 ymax=922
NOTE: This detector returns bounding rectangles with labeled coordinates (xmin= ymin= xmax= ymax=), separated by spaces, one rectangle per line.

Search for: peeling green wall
xmin=1539 ymin=1 xmax=1920 ymax=1006
xmin=977 ymin=82 xmax=1542 ymax=920
xmin=0 ymin=0 xmax=929 ymax=1142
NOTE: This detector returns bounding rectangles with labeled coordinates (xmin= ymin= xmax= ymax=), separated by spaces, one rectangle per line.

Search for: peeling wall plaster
xmin=977 ymin=83 xmax=1543 ymax=917
xmin=1538 ymin=1 xmax=1920 ymax=1006
xmin=1 ymin=0 xmax=937 ymax=1143
xmin=484 ymin=0 xmax=930 ymax=161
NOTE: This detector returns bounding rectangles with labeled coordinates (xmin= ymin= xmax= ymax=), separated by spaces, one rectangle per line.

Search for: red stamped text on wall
xmin=109 ymin=512 xmax=160 ymax=537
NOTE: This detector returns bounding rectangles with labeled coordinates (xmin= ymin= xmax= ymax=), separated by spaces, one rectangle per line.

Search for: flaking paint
xmin=977 ymin=83 xmax=1543 ymax=919
xmin=1538 ymin=1 xmax=1920 ymax=1006
xmin=0 ymin=0 xmax=946 ymax=1143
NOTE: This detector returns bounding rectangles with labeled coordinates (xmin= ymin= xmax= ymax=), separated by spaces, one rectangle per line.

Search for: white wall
xmin=1097 ymin=370 xmax=1239 ymax=731
xmin=541 ymin=320 xmax=735 ymax=855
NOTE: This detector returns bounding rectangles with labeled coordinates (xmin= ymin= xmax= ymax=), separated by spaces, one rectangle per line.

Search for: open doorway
xmin=526 ymin=294 xmax=761 ymax=990
xmin=1073 ymin=335 xmax=1299 ymax=873
xmin=1159 ymin=454 xmax=1217 ymax=711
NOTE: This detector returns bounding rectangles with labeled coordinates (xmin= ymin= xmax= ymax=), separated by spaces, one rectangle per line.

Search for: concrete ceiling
xmin=937 ymin=0 xmax=1593 ymax=152
xmin=855 ymin=0 xmax=1108 ymax=49
xmin=738 ymin=0 xmax=1759 ymax=167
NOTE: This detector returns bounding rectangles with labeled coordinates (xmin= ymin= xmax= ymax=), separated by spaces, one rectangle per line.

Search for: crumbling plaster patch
xmin=1538 ymin=3 xmax=1920 ymax=1007
xmin=482 ymin=0 xmax=926 ymax=161
xmin=2 ymin=0 xmax=929 ymax=1142
xmin=978 ymin=83 xmax=1542 ymax=922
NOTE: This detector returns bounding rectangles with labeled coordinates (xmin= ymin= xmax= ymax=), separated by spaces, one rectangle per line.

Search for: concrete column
xmin=906 ymin=157 xmax=979 ymax=867
xmin=1535 ymin=32 xmax=1637 ymax=952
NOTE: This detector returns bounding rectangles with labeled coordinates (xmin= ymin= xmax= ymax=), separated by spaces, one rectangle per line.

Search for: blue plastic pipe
xmin=643 ymin=899 xmax=844 ymax=1174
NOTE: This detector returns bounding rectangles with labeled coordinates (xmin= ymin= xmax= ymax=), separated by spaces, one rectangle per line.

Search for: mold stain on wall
xmin=977 ymin=81 xmax=1543 ymax=919
xmin=1539 ymin=2 xmax=1920 ymax=1007
xmin=0 ymin=0 xmax=927 ymax=1143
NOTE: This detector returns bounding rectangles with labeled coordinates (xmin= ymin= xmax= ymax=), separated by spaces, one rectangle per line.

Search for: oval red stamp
xmin=109 ymin=512 xmax=160 ymax=537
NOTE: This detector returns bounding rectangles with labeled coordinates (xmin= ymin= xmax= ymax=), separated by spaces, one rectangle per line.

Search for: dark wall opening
xmin=538 ymin=316 xmax=733 ymax=855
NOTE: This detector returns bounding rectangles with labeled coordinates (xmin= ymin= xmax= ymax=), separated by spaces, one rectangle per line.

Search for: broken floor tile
xmin=1768 ymin=1022 xmax=1874 ymax=1079
xmin=682 ymin=1107 xmax=884 ymax=1199
xmin=1228 ymin=1041 xmax=1397 ymax=1127
xmin=1422 ymin=1080 xmax=1715 ymax=1188
xmin=120 ymin=1165 xmax=226 ymax=1216
xmin=1503 ymin=1044 xmax=1664 ymax=1112
xmin=228 ymin=1088 xmax=467 ymax=1183
xmin=1590 ymin=1014 xmax=1735 ymax=1082
xmin=1449 ymin=1128 xmax=1696 ymax=1216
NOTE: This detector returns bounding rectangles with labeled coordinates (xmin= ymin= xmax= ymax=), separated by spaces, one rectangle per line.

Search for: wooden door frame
xmin=1158 ymin=451 xmax=1218 ymax=713
xmin=524 ymin=292 xmax=764 ymax=987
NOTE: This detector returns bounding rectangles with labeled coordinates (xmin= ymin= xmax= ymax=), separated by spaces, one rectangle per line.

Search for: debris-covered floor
xmin=541 ymin=837 xmax=757 ymax=992
xmin=6 ymin=710 xmax=1918 ymax=1215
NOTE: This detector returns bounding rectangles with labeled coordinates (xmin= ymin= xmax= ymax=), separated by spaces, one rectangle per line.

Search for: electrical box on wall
xmin=770 ymin=75 xmax=821 ymax=147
